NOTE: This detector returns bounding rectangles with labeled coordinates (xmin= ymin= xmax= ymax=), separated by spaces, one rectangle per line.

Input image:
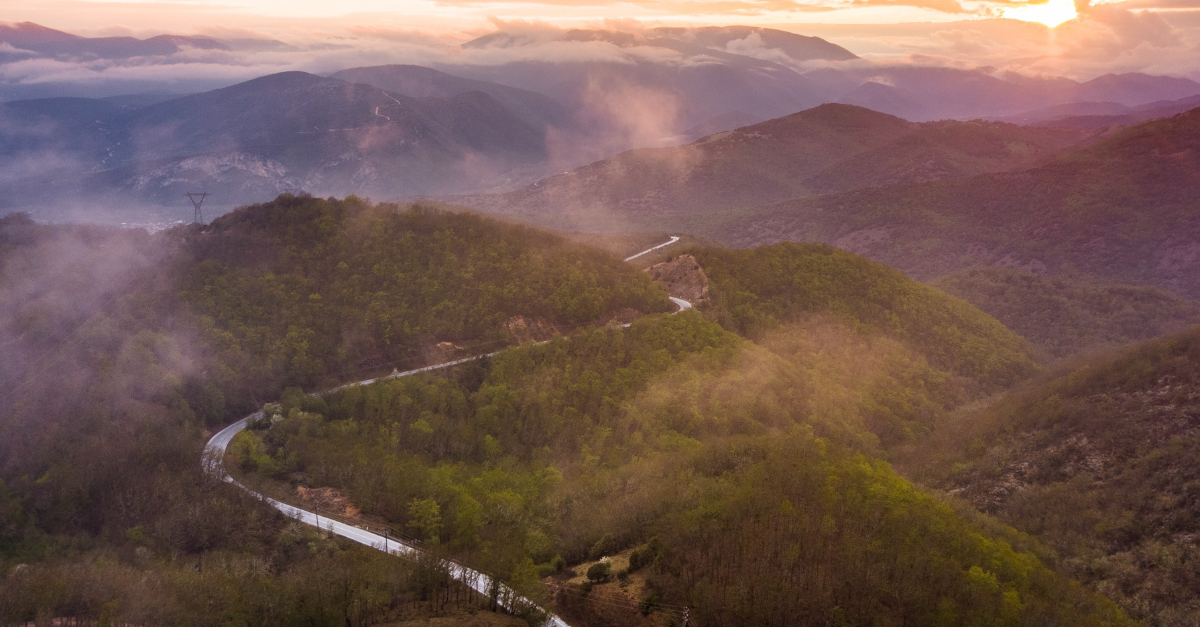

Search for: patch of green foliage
xmin=692 ymin=242 xmax=1040 ymax=388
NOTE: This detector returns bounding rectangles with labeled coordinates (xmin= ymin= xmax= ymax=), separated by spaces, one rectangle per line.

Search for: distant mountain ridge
xmin=0 ymin=22 xmax=228 ymax=60
xmin=329 ymin=64 xmax=572 ymax=134
xmin=463 ymin=25 xmax=859 ymax=62
xmin=0 ymin=71 xmax=560 ymax=212
xmin=458 ymin=103 xmax=1097 ymax=230
xmin=717 ymin=105 xmax=1200 ymax=298
xmin=1002 ymin=94 xmax=1200 ymax=129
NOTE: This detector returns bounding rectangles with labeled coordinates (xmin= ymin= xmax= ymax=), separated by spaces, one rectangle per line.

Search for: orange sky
xmin=2 ymin=0 xmax=1092 ymax=33
xmin=4 ymin=0 xmax=1199 ymax=79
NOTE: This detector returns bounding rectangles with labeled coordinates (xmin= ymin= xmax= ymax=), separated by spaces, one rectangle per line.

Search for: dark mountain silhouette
xmin=651 ymin=25 xmax=859 ymax=62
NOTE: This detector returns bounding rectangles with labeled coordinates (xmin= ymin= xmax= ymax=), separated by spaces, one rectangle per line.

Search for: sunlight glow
xmin=1001 ymin=0 xmax=1078 ymax=28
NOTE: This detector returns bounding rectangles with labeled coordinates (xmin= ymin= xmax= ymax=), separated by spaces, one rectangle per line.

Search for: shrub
xmin=588 ymin=533 xmax=619 ymax=560
xmin=639 ymin=590 xmax=661 ymax=615
xmin=586 ymin=561 xmax=611 ymax=582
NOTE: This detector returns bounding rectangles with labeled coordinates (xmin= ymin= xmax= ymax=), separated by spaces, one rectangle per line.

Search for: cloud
xmin=847 ymin=0 xmax=968 ymax=14
xmin=1 ymin=12 xmax=1199 ymax=105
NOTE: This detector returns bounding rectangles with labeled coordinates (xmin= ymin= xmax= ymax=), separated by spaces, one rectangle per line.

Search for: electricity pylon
xmin=186 ymin=192 xmax=210 ymax=224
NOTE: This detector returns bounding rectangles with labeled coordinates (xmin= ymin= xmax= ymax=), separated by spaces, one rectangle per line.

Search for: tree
xmin=408 ymin=498 xmax=442 ymax=544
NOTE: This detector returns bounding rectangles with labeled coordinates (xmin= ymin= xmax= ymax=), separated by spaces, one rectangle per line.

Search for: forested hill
xmin=223 ymin=245 xmax=1127 ymax=627
xmin=904 ymin=326 xmax=1200 ymax=626
xmin=0 ymin=198 xmax=670 ymax=624
xmin=182 ymin=195 xmax=671 ymax=391
xmin=692 ymin=243 xmax=1040 ymax=387
xmin=722 ymin=105 xmax=1200 ymax=298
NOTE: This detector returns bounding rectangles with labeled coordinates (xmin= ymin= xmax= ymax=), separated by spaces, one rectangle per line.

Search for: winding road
xmin=624 ymin=235 xmax=680 ymax=262
xmin=203 ymin=236 xmax=690 ymax=627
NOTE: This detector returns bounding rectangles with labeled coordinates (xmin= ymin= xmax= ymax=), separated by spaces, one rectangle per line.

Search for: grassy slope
xmin=902 ymin=328 xmax=1200 ymax=626
xmin=933 ymin=267 xmax=1200 ymax=360
xmin=719 ymin=106 xmax=1200 ymax=298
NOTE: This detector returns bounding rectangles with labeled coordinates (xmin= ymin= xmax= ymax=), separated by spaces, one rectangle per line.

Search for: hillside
xmin=807 ymin=67 xmax=1200 ymax=122
xmin=693 ymin=243 xmax=1038 ymax=385
xmin=226 ymin=247 xmax=1126 ymax=626
xmin=462 ymin=104 xmax=1093 ymax=231
xmin=0 ymin=199 xmax=670 ymax=624
xmin=933 ymin=267 xmax=1200 ymax=359
xmin=902 ymin=328 xmax=1200 ymax=626
xmin=720 ymin=106 xmax=1200 ymax=298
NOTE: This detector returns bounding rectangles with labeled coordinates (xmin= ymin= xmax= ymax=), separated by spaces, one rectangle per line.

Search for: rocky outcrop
xmin=646 ymin=254 xmax=709 ymax=306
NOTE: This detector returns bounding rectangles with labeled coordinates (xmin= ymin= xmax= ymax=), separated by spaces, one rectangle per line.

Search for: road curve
xmin=204 ymin=238 xmax=694 ymax=627
xmin=624 ymin=235 xmax=680 ymax=262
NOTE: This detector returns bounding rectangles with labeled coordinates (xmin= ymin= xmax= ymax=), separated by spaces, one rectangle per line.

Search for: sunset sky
xmin=3 ymin=0 xmax=1200 ymax=79
xmin=0 ymin=0 xmax=1170 ymax=30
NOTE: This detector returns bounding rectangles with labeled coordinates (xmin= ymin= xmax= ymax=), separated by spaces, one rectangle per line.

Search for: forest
xmin=0 ymin=196 xmax=1181 ymax=627
xmin=900 ymin=327 xmax=1200 ymax=626
xmin=0 ymin=197 xmax=668 ymax=625
xmin=223 ymin=239 xmax=1129 ymax=625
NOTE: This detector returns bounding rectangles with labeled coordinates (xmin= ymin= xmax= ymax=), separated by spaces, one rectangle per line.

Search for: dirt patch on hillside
xmin=503 ymin=315 xmax=561 ymax=344
xmin=296 ymin=486 xmax=361 ymax=519
xmin=646 ymin=254 xmax=709 ymax=305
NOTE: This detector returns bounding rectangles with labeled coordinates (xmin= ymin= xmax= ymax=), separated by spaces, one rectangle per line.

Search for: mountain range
xmin=3 ymin=21 xmax=1200 ymax=221
xmin=0 ymin=71 xmax=559 ymax=213
xmin=0 ymin=21 xmax=229 ymax=62
xmin=716 ymin=105 xmax=1200 ymax=298
xmin=458 ymin=103 xmax=1099 ymax=229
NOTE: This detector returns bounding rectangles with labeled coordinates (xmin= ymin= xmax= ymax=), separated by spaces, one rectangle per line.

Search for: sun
xmin=1002 ymin=0 xmax=1079 ymax=27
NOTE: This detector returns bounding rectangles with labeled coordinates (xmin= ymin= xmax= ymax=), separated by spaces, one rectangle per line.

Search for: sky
xmin=3 ymin=0 xmax=1092 ymax=31
xmin=3 ymin=0 xmax=1200 ymax=81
